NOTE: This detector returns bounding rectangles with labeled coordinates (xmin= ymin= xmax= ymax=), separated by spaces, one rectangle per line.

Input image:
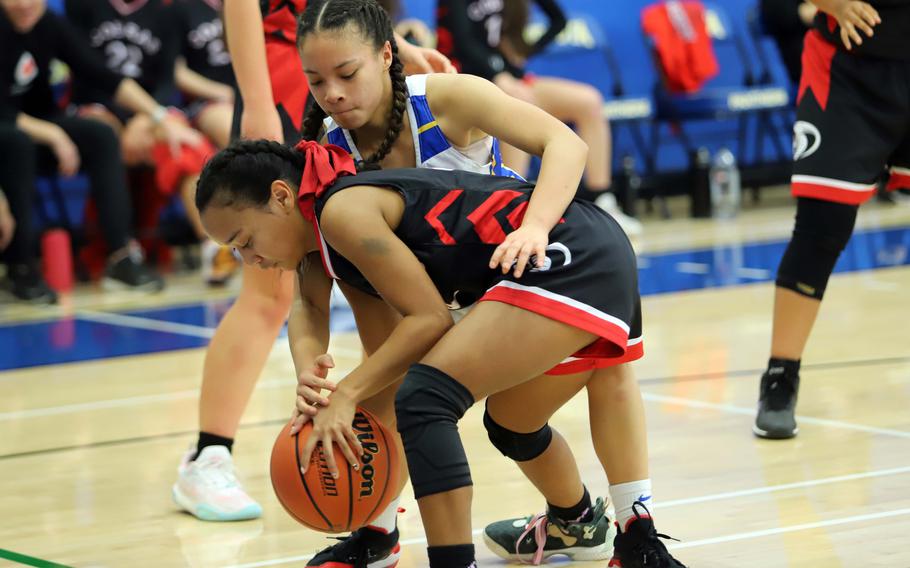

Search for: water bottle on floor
xmin=710 ymin=148 xmax=741 ymax=219
xmin=41 ymin=228 xmax=74 ymax=293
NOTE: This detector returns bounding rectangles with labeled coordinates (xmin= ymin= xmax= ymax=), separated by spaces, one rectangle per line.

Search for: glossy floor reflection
xmin=3 ymin=224 xmax=908 ymax=371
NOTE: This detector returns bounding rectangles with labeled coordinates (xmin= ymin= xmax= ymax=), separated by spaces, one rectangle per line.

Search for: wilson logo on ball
xmin=314 ymin=448 xmax=339 ymax=497
xmin=271 ymin=407 xmax=400 ymax=533
xmin=353 ymin=412 xmax=382 ymax=498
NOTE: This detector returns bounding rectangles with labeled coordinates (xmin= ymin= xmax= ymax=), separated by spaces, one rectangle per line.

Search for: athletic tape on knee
xmin=776 ymin=198 xmax=857 ymax=299
xmin=395 ymin=364 xmax=475 ymax=499
xmin=483 ymin=405 xmax=553 ymax=462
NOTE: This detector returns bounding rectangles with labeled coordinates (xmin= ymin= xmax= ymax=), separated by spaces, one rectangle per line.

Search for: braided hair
xmin=297 ymin=0 xmax=407 ymax=168
xmin=195 ymin=139 xmax=305 ymax=214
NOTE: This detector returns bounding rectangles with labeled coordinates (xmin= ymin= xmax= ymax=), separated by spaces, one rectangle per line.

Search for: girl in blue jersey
xmin=200 ymin=1 xmax=683 ymax=567
xmin=208 ymin=1 xmax=680 ymax=567
xmin=259 ymin=1 xmax=613 ymax=565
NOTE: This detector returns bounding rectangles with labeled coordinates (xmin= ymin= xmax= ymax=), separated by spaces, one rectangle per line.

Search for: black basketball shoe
xmin=754 ymin=360 xmax=800 ymax=439
xmin=307 ymin=526 xmax=400 ymax=568
xmin=609 ymin=503 xmax=686 ymax=568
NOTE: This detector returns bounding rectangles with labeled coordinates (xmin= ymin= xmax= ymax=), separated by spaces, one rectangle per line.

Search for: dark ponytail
xmin=297 ymin=0 xmax=407 ymax=167
xmin=502 ymin=0 xmax=533 ymax=58
xmin=195 ymin=139 xmax=304 ymax=213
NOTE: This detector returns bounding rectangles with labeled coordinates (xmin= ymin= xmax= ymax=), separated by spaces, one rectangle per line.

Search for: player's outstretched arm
xmin=297 ymin=187 xmax=453 ymax=477
xmin=430 ymin=73 xmax=588 ymax=277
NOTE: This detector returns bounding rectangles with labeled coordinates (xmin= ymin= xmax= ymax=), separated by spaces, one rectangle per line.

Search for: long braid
xmin=222 ymin=139 xmax=306 ymax=168
xmin=363 ymin=34 xmax=406 ymax=167
xmin=302 ymin=101 xmax=328 ymax=142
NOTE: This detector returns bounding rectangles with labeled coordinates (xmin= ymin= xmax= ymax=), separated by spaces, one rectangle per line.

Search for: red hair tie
xmin=294 ymin=140 xmax=357 ymax=221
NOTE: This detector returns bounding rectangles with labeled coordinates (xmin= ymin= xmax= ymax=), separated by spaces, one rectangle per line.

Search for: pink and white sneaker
xmin=172 ymin=446 xmax=262 ymax=521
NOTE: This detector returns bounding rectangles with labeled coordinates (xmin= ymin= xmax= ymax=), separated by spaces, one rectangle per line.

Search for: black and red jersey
xmin=435 ymin=0 xmax=565 ymax=80
xmin=176 ymin=0 xmax=234 ymax=87
xmin=226 ymin=0 xmax=308 ymax=140
xmin=315 ymin=168 xmax=538 ymax=303
xmin=814 ymin=0 xmax=910 ymax=60
xmin=66 ymin=0 xmax=180 ymax=107
xmin=260 ymin=0 xmax=306 ymax=43
xmin=311 ymin=167 xmax=644 ymax=373
xmin=254 ymin=0 xmax=309 ymax=135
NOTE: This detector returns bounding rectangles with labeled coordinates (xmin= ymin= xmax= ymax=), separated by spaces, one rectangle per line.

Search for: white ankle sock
xmin=366 ymin=496 xmax=400 ymax=534
xmin=610 ymin=479 xmax=653 ymax=530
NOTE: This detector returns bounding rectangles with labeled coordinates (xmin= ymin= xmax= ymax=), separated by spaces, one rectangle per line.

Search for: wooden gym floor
xmin=2 ymin=191 xmax=909 ymax=567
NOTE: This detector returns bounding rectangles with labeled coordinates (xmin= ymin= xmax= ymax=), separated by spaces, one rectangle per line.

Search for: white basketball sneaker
xmin=172 ymin=446 xmax=263 ymax=521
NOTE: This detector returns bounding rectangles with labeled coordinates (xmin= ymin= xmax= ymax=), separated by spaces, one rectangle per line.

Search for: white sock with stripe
xmin=610 ymin=479 xmax=653 ymax=530
xmin=366 ymin=496 xmax=400 ymax=534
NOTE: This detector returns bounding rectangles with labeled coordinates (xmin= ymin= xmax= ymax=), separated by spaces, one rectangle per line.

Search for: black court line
xmin=0 ymin=419 xmax=288 ymax=462
xmin=637 ymin=355 xmax=910 ymax=386
xmin=1 ymin=355 xmax=908 ymax=462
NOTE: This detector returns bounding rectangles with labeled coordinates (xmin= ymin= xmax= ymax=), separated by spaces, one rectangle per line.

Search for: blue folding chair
xmin=645 ymin=2 xmax=791 ymax=169
xmin=524 ymin=12 xmax=655 ymax=214
xmin=745 ymin=5 xmax=798 ymax=162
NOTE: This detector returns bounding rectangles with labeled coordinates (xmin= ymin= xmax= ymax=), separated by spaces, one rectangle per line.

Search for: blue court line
xmin=1 ymin=226 xmax=907 ymax=371
xmin=637 ymin=224 xmax=909 ymax=295
xmin=0 ymin=304 xmax=358 ymax=371
xmin=0 ymin=318 xmax=210 ymax=371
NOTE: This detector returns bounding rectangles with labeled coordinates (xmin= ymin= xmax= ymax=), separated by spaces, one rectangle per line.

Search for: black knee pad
xmin=483 ymin=405 xmax=553 ymax=462
xmin=395 ymin=364 xmax=475 ymax=499
xmin=776 ymin=198 xmax=857 ymax=299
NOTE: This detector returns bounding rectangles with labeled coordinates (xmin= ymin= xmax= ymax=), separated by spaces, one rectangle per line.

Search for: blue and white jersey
xmin=323 ymin=74 xmax=523 ymax=179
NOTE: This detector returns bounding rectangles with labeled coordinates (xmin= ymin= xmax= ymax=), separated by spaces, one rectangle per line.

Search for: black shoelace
xmin=626 ymin=502 xmax=685 ymax=567
xmin=634 ymin=527 xmax=683 ymax=567
xmin=322 ymin=531 xmax=386 ymax=568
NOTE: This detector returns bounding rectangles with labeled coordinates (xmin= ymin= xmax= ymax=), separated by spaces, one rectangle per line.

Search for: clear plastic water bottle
xmin=709 ymin=148 xmax=741 ymax=219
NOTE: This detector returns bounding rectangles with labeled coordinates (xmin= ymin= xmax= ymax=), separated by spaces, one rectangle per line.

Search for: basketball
xmin=270 ymin=408 xmax=400 ymax=533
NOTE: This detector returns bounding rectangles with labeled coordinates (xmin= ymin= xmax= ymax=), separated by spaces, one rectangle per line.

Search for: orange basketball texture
xmin=270 ymin=408 xmax=400 ymax=533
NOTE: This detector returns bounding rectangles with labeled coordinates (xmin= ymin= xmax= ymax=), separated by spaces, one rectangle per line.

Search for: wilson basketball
xmin=270 ymin=408 xmax=400 ymax=533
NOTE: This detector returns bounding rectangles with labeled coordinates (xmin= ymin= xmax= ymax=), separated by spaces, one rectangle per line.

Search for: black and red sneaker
xmin=608 ymin=503 xmax=686 ymax=568
xmin=307 ymin=526 xmax=401 ymax=568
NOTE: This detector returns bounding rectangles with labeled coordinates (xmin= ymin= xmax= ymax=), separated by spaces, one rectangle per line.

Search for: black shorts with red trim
xmin=792 ymin=30 xmax=910 ymax=205
xmin=478 ymin=199 xmax=643 ymax=375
